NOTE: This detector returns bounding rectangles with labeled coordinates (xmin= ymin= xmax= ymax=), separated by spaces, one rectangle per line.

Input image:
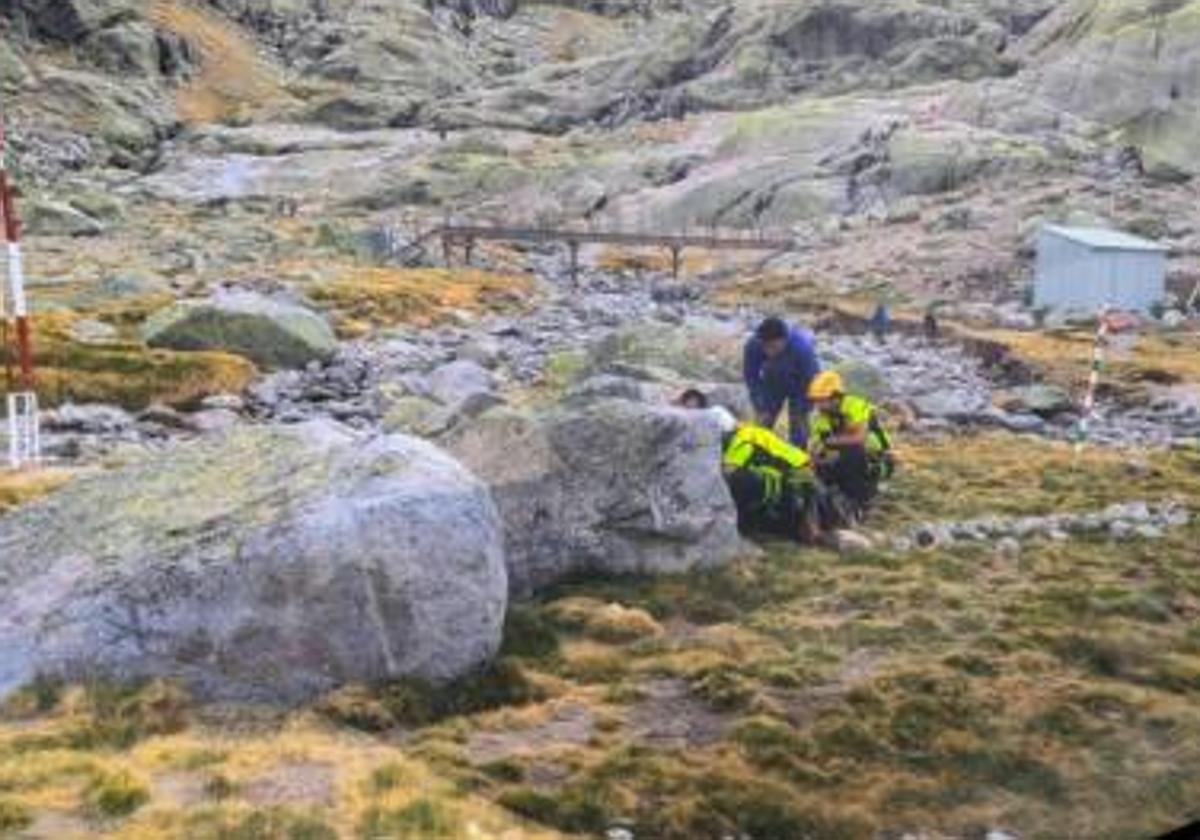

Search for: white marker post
xmin=0 ymin=110 xmax=40 ymax=469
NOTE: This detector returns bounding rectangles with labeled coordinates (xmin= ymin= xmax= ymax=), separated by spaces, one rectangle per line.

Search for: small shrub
xmin=323 ymin=660 xmax=541 ymax=732
xmin=0 ymin=798 xmax=33 ymax=832
xmin=1026 ymin=704 xmax=1093 ymax=742
xmin=561 ymin=644 xmax=629 ymax=684
xmin=83 ymin=769 xmax=150 ymax=818
xmin=1049 ymin=633 xmax=1138 ymax=679
xmin=500 ymin=606 xmax=560 ymax=661
xmin=690 ymin=665 xmax=756 ymax=711
xmin=368 ymin=763 xmax=408 ymax=793
xmin=69 ymin=679 xmax=189 ymax=750
xmin=479 ymin=759 xmax=525 ymax=783
xmin=942 ymin=652 xmax=1000 ymax=677
xmin=498 ymin=784 xmax=609 ymax=834
xmin=944 ymin=748 xmax=1066 ymax=801
xmin=358 ymin=798 xmax=455 ymax=838
xmin=184 ymin=807 xmax=337 ymax=840
xmin=548 ymin=598 xmax=664 ymax=644
xmin=315 ymin=685 xmax=397 ymax=732
xmin=814 ymin=720 xmax=886 ymax=762
xmin=0 ymin=674 xmax=63 ymax=718
xmin=204 ymin=773 xmax=239 ymax=800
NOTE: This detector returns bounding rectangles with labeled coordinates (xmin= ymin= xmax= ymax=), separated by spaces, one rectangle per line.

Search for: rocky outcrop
xmin=445 ymin=399 xmax=743 ymax=597
xmin=0 ymin=421 xmax=508 ymax=703
xmin=143 ymin=291 xmax=338 ymax=370
xmin=2 ymin=0 xmax=136 ymax=42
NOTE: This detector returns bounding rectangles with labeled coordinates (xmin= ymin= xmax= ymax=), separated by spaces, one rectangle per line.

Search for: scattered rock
xmin=199 ymin=393 xmax=245 ymax=413
xmin=185 ymin=408 xmax=240 ymax=434
xmin=67 ymin=318 xmax=120 ymax=345
xmin=24 ymin=199 xmax=104 ymax=237
xmin=1000 ymin=384 xmax=1074 ymax=418
xmin=42 ymin=402 xmax=133 ymax=434
xmin=900 ymin=500 xmax=1189 ymax=552
xmin=0 ymin=421 xmax=508 ymax=702
xmin=995 ymin=536 xmax=1021 ymax=559
xmin=833 ymin=529 xmax=874 ymax=555
xmin=456 ymin=336 xmax=504 ymax=369
xmin=142 ymin=291 xmax=338 ymax=370
xmin=426 ymin=359 xmax=497 ymax=406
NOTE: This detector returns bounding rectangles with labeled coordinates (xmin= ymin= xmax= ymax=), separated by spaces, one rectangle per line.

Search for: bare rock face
xmin=0 ymin=420 xmax=508 ymax=703
xmin=445 ymin=399 xmax=743 ymax=597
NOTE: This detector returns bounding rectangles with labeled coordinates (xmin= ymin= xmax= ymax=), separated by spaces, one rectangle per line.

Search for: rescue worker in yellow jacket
xmin=806 ymin=371 xmax=894 ymax=521
xmin=709 ymin=406 xmax=822 ymax=542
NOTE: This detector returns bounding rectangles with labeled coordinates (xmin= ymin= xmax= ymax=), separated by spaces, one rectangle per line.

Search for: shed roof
xmin=1042 ymin=224 xmax=1168 ymax=252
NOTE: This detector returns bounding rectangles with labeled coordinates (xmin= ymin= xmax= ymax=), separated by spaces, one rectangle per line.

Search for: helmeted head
xmin=677 ymin=388 xmax=709 ymax=410
xmin=755 ymin=317 xmax=789 ymax=359
xmin=807 ymin=370 xmax=843 ymax=410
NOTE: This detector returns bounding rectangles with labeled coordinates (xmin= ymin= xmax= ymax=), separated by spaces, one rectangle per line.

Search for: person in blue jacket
xmin=743 ymin=316 xmax=821 ymax=447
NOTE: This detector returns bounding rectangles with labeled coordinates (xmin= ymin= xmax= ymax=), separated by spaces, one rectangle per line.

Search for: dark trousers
xmin=817 ymin=445 xmax=878 ymax=513
xmin=726 ymin=469 xmax=817 ymax=541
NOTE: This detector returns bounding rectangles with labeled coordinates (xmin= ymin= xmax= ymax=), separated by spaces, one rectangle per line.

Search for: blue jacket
xmin=743 ymin=324 xmax=821 ymax=420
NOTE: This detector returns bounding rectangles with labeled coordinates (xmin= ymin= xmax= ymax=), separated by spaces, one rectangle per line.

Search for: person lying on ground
xmin=806 ymin=370 xmax=895 ymax=525
xmin=742 ymin=316 xmax=821 ymax=447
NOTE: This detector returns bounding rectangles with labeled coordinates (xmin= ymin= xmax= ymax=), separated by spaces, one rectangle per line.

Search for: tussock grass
xmin=967 ymin=326 xmax=1200 ymax=397
xmin=308 ymin=267 xmax=534 ymax=335
xmin=0 ymin=467 xmax=74 ymax=512
xmin=11 ymin=310 xmax=256 ymax=410
xmin=0 ymin=680 xmax=564 ymax=839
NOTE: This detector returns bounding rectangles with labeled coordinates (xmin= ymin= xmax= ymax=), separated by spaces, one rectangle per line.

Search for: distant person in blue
xmin=743 ymin=316 xmax=821 ymax=447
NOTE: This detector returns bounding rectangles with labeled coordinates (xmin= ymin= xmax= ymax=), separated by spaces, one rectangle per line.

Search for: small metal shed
xmin=1033 ymin=224 xmax=1167 ymax=312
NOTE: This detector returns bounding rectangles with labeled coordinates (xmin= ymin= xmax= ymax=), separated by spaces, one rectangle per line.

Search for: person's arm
xmin=743 ymin=338 xmax=775 ymax=420
xmin=824 ymin=396 xmax=871 ymax=449
xmin=824 ymin=423 xmax=869 ymax=449
xmin=787 ymin=332 xmax=822 ymax=419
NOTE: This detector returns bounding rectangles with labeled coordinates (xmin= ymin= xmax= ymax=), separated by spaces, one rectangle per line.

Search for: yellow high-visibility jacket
xmin=809 ymin=394 xmax=891 ymax=455
xmin=722 ymin=424 xmax=813 ymax=503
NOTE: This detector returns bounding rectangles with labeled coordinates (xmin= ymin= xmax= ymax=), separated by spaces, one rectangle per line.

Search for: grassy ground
xmin=307 ymin=267 xmax=535 ymax=338
xmin=3 ymin=433 xmax=1198 ymax=839
xmin=0 ymin=468 xmax=74 ymax=513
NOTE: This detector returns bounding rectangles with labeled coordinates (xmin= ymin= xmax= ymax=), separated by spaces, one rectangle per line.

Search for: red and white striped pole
xmin=0 ymin=110 xmax=40 ymax=468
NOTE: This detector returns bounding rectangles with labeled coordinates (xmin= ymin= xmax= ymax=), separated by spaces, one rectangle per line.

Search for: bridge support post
xmin=670 ymin=244 xmax=682 ymax=279
xmin=567 ymin=240 xmax=580 ymax=284
xmin=464 ymin=236 xmax=475 ymax=266
xmin=442 ymin=234 xmax=452 ymax=267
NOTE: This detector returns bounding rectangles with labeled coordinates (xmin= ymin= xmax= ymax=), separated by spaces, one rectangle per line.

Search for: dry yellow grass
xmin=309 ymin=267 xmax=535 ymax=334
xmin=147 ymin=0 xmax=287 ymax=124
xmin=0 ymin=685 xmax=565 ymax=840
xmin=595 ymin=246 xmax=717 ymax=276
xmin=22 ymin=311 xmax=256 ymax=410
xmin=0 ymin=467 xmax=74 ymax=512
xmin=969 ymin=326 xmax=1200 ymax=392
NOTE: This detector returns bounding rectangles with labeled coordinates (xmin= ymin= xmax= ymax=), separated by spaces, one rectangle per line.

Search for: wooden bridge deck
xmin=436 ymin=224 xmax=795 ymax=252
xmin=431 ymin=223 xmax=795 ymax=278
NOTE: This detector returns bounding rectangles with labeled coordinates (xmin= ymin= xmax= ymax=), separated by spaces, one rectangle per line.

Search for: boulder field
xmin=0 ymin=400 xmax=745 ymax=702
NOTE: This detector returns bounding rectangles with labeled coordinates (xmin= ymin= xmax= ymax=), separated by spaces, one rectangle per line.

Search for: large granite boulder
xmin=585 ymin=318 xmax=746 ymax=383
xmin=0 ymin=421 xmax=507 ymax=703
xmin=445 ymin=399 xmax=743 ymax=597
xmin=142 ymin=291 xmax=338 ymax=370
